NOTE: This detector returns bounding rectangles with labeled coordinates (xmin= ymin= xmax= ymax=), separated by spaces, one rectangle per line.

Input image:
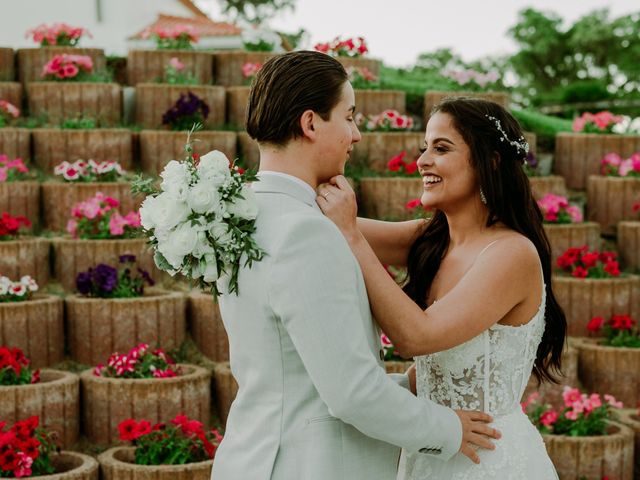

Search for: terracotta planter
xmin=618 ymin=221 xmax=640 ymax=273
xmin=41 ymin=181 xmax=141 ymax=232
xmin=0 ymin=81 xmax=21 ymax=107
xmin=127 ymin=49 xmax=213 ymax=85
xmin=543 ymin=422 xmax=634 ymax=480
xmin=66 ymin=289 xmax=186 ymax=366
xmin=0 ymin=294 xmax=63 ymax=367
xmin=134 ymin=83 xmax=225 ymax=129
xmin=552 ymin=275 xmax=640 ymax=337
xmin=81 ymin=364 xmax=211 ymax=445
xmin=139 ymin=129 xmax=237 ymax=174
xmin=0 ymin=236 xmax=49 ymax=285
xmin=0 ymin=127 xmax=31 ymax=161
xmin=617 ymin=409 xmax=640 ymax=480
xmin=0 ymin=180 xmax=40 ymax=231
xmin=544 ymin=222 xmax=601 ymax=266
xmin=17 ymin=47 xmax=106 ymax=84
xmin=575 ymin=337 xmax=640 ymax=409
xmin=226 ymin=85 xmax=250 ymax=127
xmin=51 ymin=237 xmax=155 ymax=291
xmin=32 ymin=128 xmax=134 ymax=173
xmin=424 ymin=91 xmax=510 ymax=119
xmin=0 ymin=369 xmax=78 ymax=447
xmin=587 ymin=176 xmax=640 ymax=234
xmin=26 ymin=451 xmax=99 ymax=479
xmin=354 ymin=89 xmax=406 ymax=116
xmin=212 ymin=50 xmax=278 ymax=86
xmin=524 ymin=344 xmax=579 ymax=410
xmin=27 ymin=82 xmax=122 ymax=127
xmin=359 ymin=177 xmax=424 ymax=220
xmin=528 ymin=175 xmax=568 ymax=199
xmin=237 ymin=131 xmax=259 ymax=168
xmin=335 ymin=57 xmax=381 ymax=78
xmin=99 ymin=446 xmax=213 ymax=480
xmin=352 ymin=132 xmax=424 ymax=172
xmin=0 ymin=48 xmax=15 ymax=81
xmin=384 ymin=361 xmax=412 ymax=374
xmin=188 ymin=291 xmax=229 ymax=362
xmin=213 ymin=362 xmax=238 ymax=425
xmin=555 ymin=133 xmax=640 ymax=190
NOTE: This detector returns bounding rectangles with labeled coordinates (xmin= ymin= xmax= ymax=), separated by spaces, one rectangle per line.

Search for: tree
xmin=217 ymin=0 xmax=296 ymax=24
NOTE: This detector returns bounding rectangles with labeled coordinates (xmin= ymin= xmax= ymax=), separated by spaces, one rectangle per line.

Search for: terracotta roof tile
xmin=131 ymin=14 xmax=241 ymax=39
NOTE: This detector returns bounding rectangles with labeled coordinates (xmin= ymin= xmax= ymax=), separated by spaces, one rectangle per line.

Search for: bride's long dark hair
xmin=403 ymin=97 xmax=567 ymax=383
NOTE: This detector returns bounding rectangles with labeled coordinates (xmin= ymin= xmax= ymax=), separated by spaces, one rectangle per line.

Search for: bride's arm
xmin=356 ymin=217 xmax=426 ymax=266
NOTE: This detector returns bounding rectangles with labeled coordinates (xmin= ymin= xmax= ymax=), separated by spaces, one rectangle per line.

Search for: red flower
xmin=580 ymin=252 xmax=599 ymax=269
xmin=611 ymin=314 xmax=635 ymax=330
xmin=405 ymin=161 xmax=418 ymax=175
xmin=603 ymin=260 xmax=620 ymax=277
xmin=405 ymin=199 xmax=422 ymax=210
xmin=118 ymin=419 xmax=139 ymax=442
xmin=387 ymin=151 xmax=407 ymax=172
xmin=571 ymin=266 xmax=588 ymax=278
xmin=134 ymin=420 xmax=152 ymax=438
xmin=587 ymin=316 xmax=604 ymax=333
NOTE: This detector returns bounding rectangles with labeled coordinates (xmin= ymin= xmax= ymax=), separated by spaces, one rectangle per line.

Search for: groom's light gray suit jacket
xmin=211 ymin=173 xmax=462 ymax=480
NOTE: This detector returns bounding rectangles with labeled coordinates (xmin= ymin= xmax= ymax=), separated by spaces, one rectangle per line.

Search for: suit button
xmin=379 ymin=349 xmax=385 ymax=361
xmin=419 ymin=447 xmax=431 ymax=454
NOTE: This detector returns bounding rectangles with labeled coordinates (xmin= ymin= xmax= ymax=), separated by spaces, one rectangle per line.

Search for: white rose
xmin=188 ymin=180 xmax=221 ymax=214
xmin=192 ymin=230 xmax=216 ymax=258
xmin=227 ymin=185 xmax=258 ymax=220
xmin=202 ymin=253 xmax=219 ymax=282
xmin=140 ymin=192 xmax=190 ymax=231
xmin=198 ymin=150 xmax=231 ymax=187
xmin=157 ymin=222 xmax=200 ymax=269
xmin=160 ymin=160 xmax=191 ymax=199
xmin=209 ymin=220 xmax=234 ymax=246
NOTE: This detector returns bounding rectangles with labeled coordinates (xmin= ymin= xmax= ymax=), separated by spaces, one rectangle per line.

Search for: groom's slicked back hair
xmin=246 ymin=50 xmax=348 ymax=146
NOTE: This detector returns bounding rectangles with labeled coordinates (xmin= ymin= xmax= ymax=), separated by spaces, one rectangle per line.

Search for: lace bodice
xmin=416 ymin=287 xmax=546 ymax=416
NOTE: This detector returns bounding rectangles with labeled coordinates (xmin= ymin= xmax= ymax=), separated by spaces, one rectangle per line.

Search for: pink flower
xmin=0 ymin=168 xmax=7 ymax=182
xmin=109 ymin=213 xmax=126 ymax=236
xmin=604 ymin=394 xmax=624 ymax=409
xmin=63 ymin=167 xmax=80 ymax=181
xmin=602 ymin=153 xmax=622 ymax=167
xmin=169 ymin=57 xmax=185 ymax=71
xmin=562 ymin=387 xmax=582 ymax=408
xmin=380 ymin=333 xmax=392 ymax=346
xmin=540 ymin=410 xmax=558 ymax=427
xmin=13 ymin=451 xmax=33 ymax=478
xmin=565 ymin=409 xmax=579 ymax=420
xmin=66 ymin=219 xmax=78 ymax=236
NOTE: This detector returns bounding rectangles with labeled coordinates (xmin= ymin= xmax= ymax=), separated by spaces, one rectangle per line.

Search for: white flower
xmin=227 ymin=185 xmax=258 ymax=220
xmin=139 ymin=192 xmax=190 ymax=232
xmin=10 ymin=283 xmax=27 ymax=296
xmin=192 ymin=230 xmax=216 ymax=259
xmin=157 ymin=222 xmax=200 ymax=269
xmin=187 ymin=180 xmax=221 ymax=214
xmin=629 ymin=117 xmax=640 ymax=134
xmin=209 ymin=219 xmax=234 ymax=246
xmin=612 ymin=116 xmax=630 ymax=134
xmin=202 ymin=253 xmax=219 ymax=282
xmin=198 ymin=150 xmax=231 ymax=186
xmin=54 ymin=161 xmax=69 ymax=176
xmin=20 ymin=275 xmax=38 ymax=292
xmin=160 ymin=160 xmax=191 ymax=199
xmin=0 ymin=283 xmax=7 ymax=296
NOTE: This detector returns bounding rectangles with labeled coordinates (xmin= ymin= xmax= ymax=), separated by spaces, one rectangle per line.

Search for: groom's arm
xmin=269 ymin=214 xmax=462 ymax=459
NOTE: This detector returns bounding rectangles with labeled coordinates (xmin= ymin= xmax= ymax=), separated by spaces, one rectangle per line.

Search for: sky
xmin=196 ymin=0 xmax=639 ymax=67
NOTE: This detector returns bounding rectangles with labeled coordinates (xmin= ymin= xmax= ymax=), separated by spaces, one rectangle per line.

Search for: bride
xmin=317 ymin=97 xmax=564 ymax=479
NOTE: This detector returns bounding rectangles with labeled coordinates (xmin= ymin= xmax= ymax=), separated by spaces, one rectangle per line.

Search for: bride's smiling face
xmin=417 ymin=112 xmax=479 ymax=210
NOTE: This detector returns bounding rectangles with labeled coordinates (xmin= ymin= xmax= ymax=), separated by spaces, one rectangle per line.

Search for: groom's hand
xmin=454 ymin=410 xmax=501 ymax=464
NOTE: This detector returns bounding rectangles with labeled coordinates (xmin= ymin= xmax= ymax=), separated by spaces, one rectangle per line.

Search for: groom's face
xmin=314 ymin=81 xmax=361 ymax=181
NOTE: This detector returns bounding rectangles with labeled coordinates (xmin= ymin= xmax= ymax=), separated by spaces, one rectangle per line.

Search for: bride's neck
xmin=443 ymin=203 xmax=493 ymax=248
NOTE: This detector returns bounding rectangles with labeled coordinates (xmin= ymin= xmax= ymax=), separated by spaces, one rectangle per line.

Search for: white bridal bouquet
xmin=132 ymin=125 xmax=265 ymax=295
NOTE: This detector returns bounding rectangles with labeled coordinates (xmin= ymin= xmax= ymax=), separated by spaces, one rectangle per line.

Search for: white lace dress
xmin=398 ymin=287 xmax=559 ymax=480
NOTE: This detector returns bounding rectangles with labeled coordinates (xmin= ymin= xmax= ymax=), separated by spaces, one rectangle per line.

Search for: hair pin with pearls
xmin=485 ymin=114 xmax=530 ymax=157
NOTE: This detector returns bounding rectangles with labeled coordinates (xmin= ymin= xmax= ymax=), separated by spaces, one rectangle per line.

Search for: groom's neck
xmin=258 ymin=143 xmax=320 ymax=190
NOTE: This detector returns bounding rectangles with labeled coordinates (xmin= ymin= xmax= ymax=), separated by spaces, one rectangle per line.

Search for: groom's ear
xmin=300 ymin=109 xmax=317 ymax=140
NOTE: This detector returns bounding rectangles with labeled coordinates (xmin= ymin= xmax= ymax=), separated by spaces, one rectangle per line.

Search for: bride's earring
xmin=480 ymin=188 xmax=487 ymax=205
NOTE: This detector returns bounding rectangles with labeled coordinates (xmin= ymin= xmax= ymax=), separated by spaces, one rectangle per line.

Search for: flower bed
xmin=0 ymin=47 xmax=14 ymax=80
xmin=0 ymin=127 xmax=31 ymax=161
xmin=528 ymin=175 xmax=567 ymax=199
xmin=226 ymin=85 xmax=250 ymax=127
xmin=32 ymin=128 xmax=133 ymax=173
xmin=354 ymin=89 xmax=406 ymax=116
xmin=618 ymin=221 xmax=640 ymax=272
xmin=0 ymin=81 xmax=22 ymax=107
xmin=544 ymin=223 xmax=601 ymax=263
xmin=27 ymin=81 xmax=122 ymax=126
xmin=212 ymin=50 xmax=278 ymax=86
xmin=587 ymin=175 xmax=640 ymax=234
xmin=0 ymin=236 xmax=49 ymax=285
xmin=134 ymin=84 xmax=225 ymax=129
xmin=555 ymin=133 xmax=640 ymax=190
xmin=0 ymin=180 xmax=40 ymax=231
xmin=139 ymin=130 xmax=237 ymax=175
xmin=352 ymin=132 xmax=425 ymax=172
xmin=99 ymin=447 xmax=212 ymax=480
xmin=127 ymin=49 xmax=213 ymax=85
xmin=17 ymin=46 xmax=105 ymax=83
xmin=423 ymin=90 xmax=510 ymax=119
xmin=188 ymin=291 xmax=229 ymax=362
xmin=213 ymin=362 xmax=238 ymax=425
xmin=66 ymin=289 xmax=185 ymax=365
xmin=81 ymin=363 xmax=210 ymax=445
xmin=0 ymin=368 xmax=79 ymax=447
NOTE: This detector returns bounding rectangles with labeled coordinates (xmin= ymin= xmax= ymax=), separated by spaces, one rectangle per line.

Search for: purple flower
xmin=162 ymin=91 xmax=210 ymax=130
xmin=119 ymin=254 xmax=136 ymax=264
xmin=76 ymin=270 xmax=93 ymax=295
xmin=93 ymin=264 xmax=118 ymax=293
xmin=138 ymin=267 xmax=155 ymax=286
xmin=525 ymin=152 xmax=538 ymax=169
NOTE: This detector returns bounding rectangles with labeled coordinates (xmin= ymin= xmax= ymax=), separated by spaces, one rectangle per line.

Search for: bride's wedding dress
xmin=398 ymin=279 xmax=559 ymax=480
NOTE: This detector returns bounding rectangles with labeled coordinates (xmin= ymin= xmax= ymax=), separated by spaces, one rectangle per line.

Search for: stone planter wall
xmin=32 ymin=128 xmax=134 ymax=172
xmin=99 ymin=447 xmax=213 ymax=480
xmin=41 ymin=182 xmax=142 ymax=232
xmin=524 ymin=344 xmax=579 ymax=410
xmin=0 ymin=369 xmax=79 ymax=447
xmin=134 ymin=84 xmax=225 ymax=129
xmin=81 ymin=364 xmax=211 ymax=445
xmin=27 ymin=82 xmax=122 ymax=127
xmin=0 ymin=181 xmax=40 ymax=231
xmin=575 ymin=337 xmax=640 ymax=409
xmin=17 ymin=47 xmax=106 ymax=84
xmin=237 ymin=131 xmax=259 ymax=168
xmin=424 ymin=91 xmax=510 ymax=120
xmin=127 ymin=49 xmax=213 ymax=85
xmin=617 ymin=409 xmax=640 ymax=480
xmin=34 ymin=452 xmax=99 ymax=480
xmin=51 ymin=237 xmax=155 ymax=291
xmin=212 ymin=51 xmax=278 ymax=86
xmin=0 ymin=127 xmax=31 ymax=161
xmin=66 ymin=289 xmax=186 ymax=366
xmin=544 ymin=222 xmax=601 ymax=266
xmin=336 ymin=57 xmax=381 ymax=78
xmin=188 ymin=291 xmax=229 ymax=362
xmin=0 ymin=294 xmax=63 ymax=368
xmin=618 ymin=221 xmax=640 ymax=273
xmin=359 ymin=177 xmax=424 ymax=220
xmin=0 ymin=237 xmax=49 ymax=285
xmin=213 ymin=362 xmax=238 ymax=425
xmin=139 ymin=130 xmax=237 ymax=175
xmin=528 ymin=175 xmax=568 ymax=200
xmin=0 ymin=81 xmax=22 ymax=107
xmin=226 ymin=86 xmax=250 ymax=127
xmin=0 ymin=48 xmax=15 ymax=81
xmin=352 ymin=132 xmax=424 ymax=172
xmin=354 ymin=89 xmax=406 ymax=116
xmin=543 ymin=422 xmax=634 ymax=480
xmin=551 ymin=276 xmax=640 ymax=337
xmin=555 ymin=133 xmax=640 ymax=190
xmin=587 ymin=176 xmax=640 ymax=234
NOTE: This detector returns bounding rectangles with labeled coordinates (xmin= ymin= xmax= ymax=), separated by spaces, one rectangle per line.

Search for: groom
xmin=211 ymin=51 xmax=497 ymax=480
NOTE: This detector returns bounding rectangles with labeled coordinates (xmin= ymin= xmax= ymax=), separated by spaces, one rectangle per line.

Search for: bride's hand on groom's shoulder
xmin=454 ymin=410 xmax=501 ymax=464
xmin=317 ymin=175 xmax=359 ymax=240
